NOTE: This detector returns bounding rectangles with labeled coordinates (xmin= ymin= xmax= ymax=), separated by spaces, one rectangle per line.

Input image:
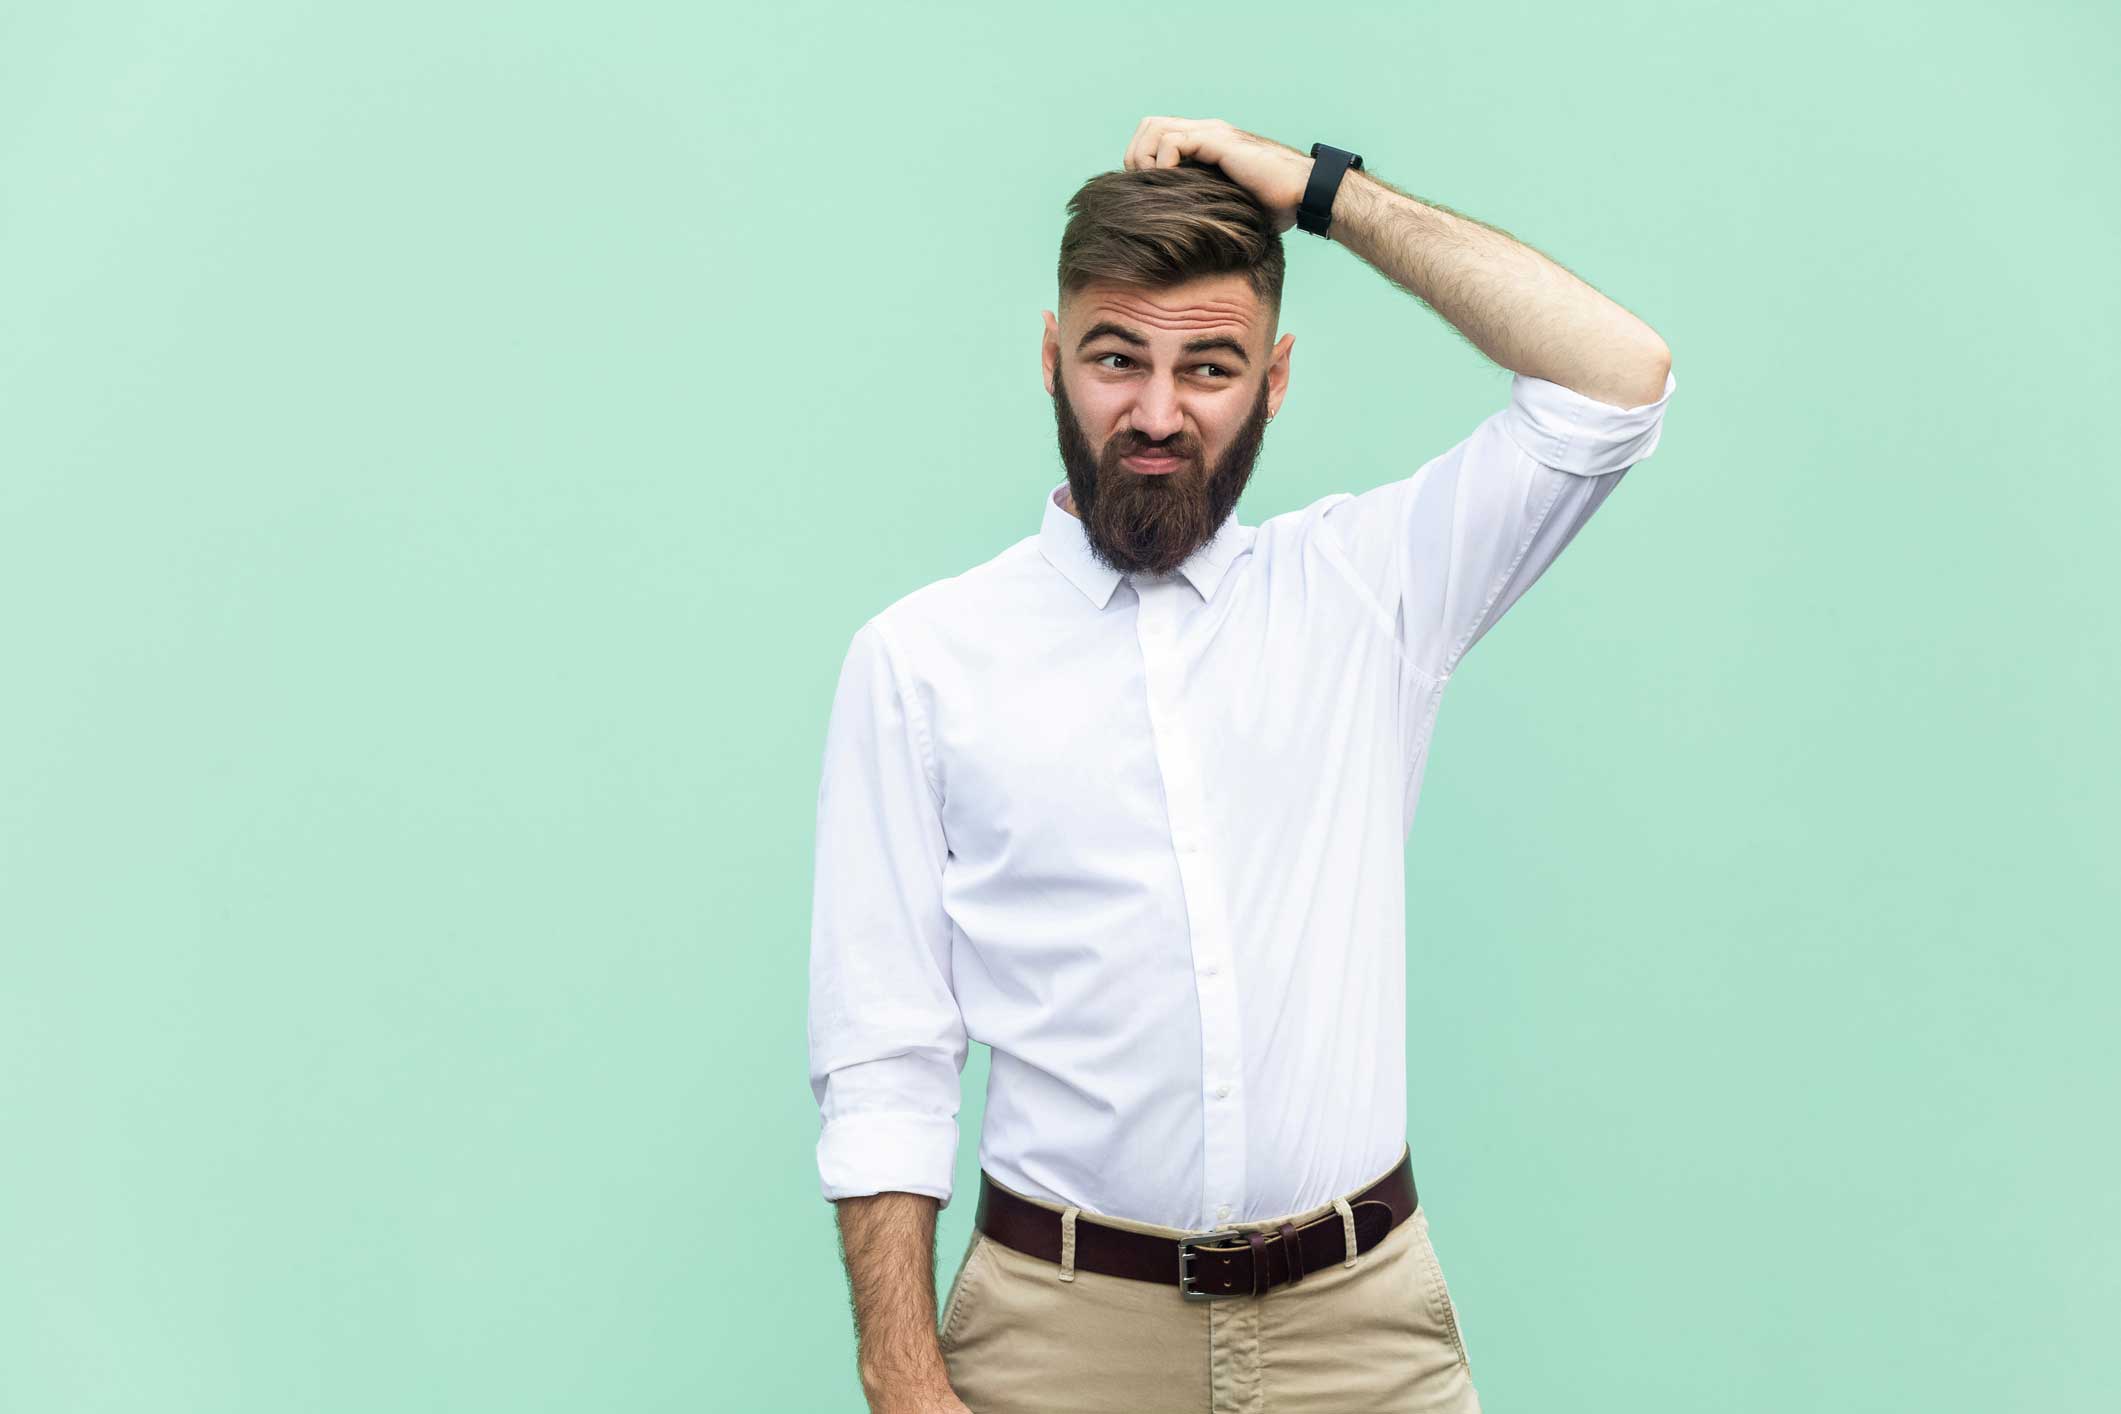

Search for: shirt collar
xmin=1037 ymin=481 xmax=1248 ymax=609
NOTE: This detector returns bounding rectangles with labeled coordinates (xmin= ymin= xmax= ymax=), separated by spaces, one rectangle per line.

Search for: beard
xmin=1050 ymin=371 xmax=1272 ymax=579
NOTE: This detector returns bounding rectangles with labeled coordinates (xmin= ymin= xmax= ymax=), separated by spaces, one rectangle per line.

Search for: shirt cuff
xmin=1501 ymin=365 xmax=1676 ymax=475
xmin=817 ymin=1110 xmax=960 ymax=1207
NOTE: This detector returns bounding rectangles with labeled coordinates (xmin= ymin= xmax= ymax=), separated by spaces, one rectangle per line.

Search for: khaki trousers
xmin=939 ymin=1146 xmax=1482 ymax=1414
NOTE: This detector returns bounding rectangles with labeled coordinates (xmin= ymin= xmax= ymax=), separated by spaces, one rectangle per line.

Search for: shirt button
xmin=1201 ymin=964 xmax=1218 ymax=977
xmin=1216 ymin=1083 xmax=1231 ymax=1099
xmin=1218 ymin=1204 xmax=1232 ymax=1220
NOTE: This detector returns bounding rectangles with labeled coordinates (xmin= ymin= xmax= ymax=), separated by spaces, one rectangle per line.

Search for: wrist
xmin=1323 ymin=165 xmax=1378 ymax=245
xmin=860 ymin=1357 xmax=952 ymax=1402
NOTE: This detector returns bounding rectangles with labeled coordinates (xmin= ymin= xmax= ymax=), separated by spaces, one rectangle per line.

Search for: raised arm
xmin=1325 ymin=164 xmax=1670 ymax=406
xmin=1119 ymin=117 xmax=1671 ymax=405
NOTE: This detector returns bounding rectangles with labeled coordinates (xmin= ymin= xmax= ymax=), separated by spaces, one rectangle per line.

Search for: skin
xmin=1043 ymin=275 xmax=1294 ymax=577
xmin=834 ymin=1193 xmax=966 ymax=1414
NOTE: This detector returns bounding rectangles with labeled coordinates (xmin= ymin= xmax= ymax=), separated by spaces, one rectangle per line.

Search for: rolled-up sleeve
xmin=807 ymin=617 xmax=967 ymax=1207
xmin=1314 ymin=364 xmax=1677 ymax=681
xmin=1497 ymin=365 xmax=1675 ymax=477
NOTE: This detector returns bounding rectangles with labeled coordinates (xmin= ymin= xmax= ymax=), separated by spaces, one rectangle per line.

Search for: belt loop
xmin=1333 ymin=1196 xmax=1359 ymax=1268
xmin=1277 ymin=1221 xmax=1306 ymax=1285
xmin=1058 ymin=1206 xmax=1080 ymax=1282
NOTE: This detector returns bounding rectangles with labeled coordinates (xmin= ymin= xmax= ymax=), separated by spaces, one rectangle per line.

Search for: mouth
xmin=1123 ymin=452 xmax=1186 ymax=474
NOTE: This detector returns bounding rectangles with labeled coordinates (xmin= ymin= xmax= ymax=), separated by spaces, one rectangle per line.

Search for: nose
xmin=1123 ymin=389 xmax=1186 ymax=452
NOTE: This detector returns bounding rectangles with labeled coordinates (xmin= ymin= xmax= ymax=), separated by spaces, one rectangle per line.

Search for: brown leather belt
xmin=973 ymin=1150 xmax=1418 ymax=1301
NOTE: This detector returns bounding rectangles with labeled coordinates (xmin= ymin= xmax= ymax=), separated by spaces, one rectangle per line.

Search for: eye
xmin=1094 ymin=353 xmax=1234 ymax=379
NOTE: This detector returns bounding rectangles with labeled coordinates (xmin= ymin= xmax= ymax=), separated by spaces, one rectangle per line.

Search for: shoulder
xmin=859 ymin=534 xmax=1046 ymax=667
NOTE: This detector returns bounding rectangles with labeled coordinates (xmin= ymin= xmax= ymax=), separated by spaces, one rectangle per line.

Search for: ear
xmin=1041 ymin=309 xmax=1061 ymax=396
xmin=1267 ymin=332 xmax=1295 ymax=419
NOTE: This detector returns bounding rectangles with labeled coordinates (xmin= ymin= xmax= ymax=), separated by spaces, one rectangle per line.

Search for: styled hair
xmin=1056 ymin=160 xmax=1285 ymax=334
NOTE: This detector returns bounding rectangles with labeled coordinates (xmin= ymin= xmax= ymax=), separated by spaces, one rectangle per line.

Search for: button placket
xmin=1133 ymin=579 xmax=1247 ymax=1228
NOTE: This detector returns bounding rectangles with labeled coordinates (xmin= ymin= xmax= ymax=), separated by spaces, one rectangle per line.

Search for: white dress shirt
xmin=808 ymin=366 xmax=1677 ymax=1231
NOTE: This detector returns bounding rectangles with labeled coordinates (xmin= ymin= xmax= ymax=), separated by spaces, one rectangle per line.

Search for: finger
xmin=1128 ymin=118 xmax=1162 ymax=171
xmin=1127 ymin=116 xmax=1174 ymax=171
xmin=1128 ymin=121 xmax=1159 ymax=171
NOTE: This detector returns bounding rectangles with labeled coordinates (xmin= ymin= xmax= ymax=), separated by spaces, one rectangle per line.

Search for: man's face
xmin=1044 ymin=276 xmax=1293 ymax=578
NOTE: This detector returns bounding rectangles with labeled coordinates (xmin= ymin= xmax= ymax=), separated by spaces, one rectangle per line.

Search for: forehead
xmin=1065 ymin=277 xmax=1262 ymax=342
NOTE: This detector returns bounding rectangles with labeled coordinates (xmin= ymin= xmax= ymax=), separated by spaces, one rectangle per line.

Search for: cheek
xmin=1074 ymin=386 xmax=1127 ymax=423
xmin=1076 ymin=400 xmax=1133 ymax=448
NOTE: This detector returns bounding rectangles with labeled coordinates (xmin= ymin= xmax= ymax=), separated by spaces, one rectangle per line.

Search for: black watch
xmin=1297 ymin=143 xmax=1364 ymax=238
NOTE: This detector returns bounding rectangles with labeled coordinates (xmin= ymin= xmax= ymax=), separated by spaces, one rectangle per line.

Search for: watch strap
xmin=1298 ymin=142 xmax=1364 ymax=237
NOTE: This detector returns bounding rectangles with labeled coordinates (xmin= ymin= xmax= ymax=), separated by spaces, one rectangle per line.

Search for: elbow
xmin=1627 ymin=345 xmax=1672 ymax=409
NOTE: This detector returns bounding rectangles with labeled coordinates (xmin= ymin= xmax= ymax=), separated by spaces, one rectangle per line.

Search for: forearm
xmin=1325 ymin=165 xmax=1670 ymax=407
xmin=834 ymin=1191 xmax=956 ymax=1407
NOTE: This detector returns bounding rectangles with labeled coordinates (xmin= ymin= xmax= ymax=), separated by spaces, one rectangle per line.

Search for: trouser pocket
xmin=1413 ymin=1209 xmax=1473 ymax=1374
xmin=938 ymin=1231 xmax=991 ymax=1353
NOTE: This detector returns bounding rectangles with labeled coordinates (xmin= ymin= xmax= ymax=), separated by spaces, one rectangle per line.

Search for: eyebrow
xmin=1076 ymin=320 xmax=1252 ymax=368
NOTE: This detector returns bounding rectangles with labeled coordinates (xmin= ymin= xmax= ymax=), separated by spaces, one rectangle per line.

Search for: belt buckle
xmin=1176 ymin=1227 xmax=1249 ymax=1301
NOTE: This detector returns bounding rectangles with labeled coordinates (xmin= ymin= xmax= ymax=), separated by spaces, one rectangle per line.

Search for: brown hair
xmin=1056 ymin=160 xmax=1286 ymax=336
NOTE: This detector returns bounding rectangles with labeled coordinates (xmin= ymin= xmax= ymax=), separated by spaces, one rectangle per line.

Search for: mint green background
xmin=3 ymin=3 xmax=2114 ymax=1411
